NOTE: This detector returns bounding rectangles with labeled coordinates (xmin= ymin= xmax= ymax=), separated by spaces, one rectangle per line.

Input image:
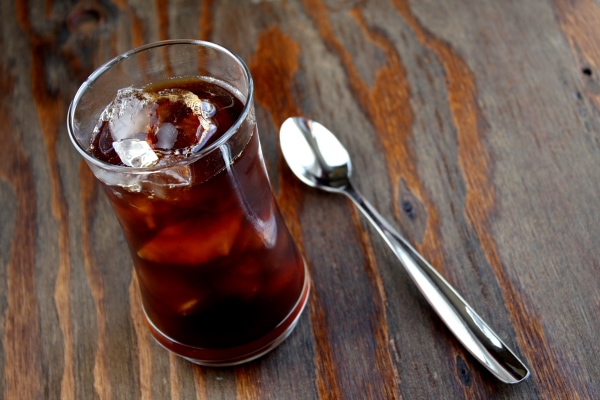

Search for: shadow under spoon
xmin=279 ymin=116 xmax=530 ymax=384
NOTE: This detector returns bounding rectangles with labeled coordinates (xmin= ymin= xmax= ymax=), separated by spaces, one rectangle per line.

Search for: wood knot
xmin=396 ymin=179 xmax=427 ymax=241
xmin=402 ymin=199 xmax=416 ymax=219
xmin=456 ymin=355 xmax=472 ymax=386
xmin=67 ymin=4 xmax=104 ymax=34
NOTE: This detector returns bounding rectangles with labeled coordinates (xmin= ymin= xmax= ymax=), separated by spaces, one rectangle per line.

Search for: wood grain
xmin=1 ymin=0 xmax=599 ymax=398
xmin=0 ymin=63 xmax=42 ymax=400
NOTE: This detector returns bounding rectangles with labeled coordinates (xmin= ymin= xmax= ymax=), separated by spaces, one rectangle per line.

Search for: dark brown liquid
xmin=94 ymin=78 xmax=307 ymax=361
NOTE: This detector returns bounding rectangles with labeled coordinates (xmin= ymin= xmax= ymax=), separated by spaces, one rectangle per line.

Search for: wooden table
xmin=1 ymin=0 xmax=599 ymax=398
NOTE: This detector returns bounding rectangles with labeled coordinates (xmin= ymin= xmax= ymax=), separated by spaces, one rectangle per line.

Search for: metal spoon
xmin=279 ymin=116 xmax=530 ymax=384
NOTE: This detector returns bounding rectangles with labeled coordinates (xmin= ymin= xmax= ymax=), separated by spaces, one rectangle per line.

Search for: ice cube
xmin=103 ymin=88 xmax=155 ymax=142
xmin=155 ymin=89 xmax=219 ymax=152
xmin=192 ymin=121 xmax=218 ymax=152
xmin=155 ymin=122 xmax=178 ymax=149
xmin=87 ymin=162 xmax=144 ymax=189
xmin=201 ymin=99 xmax=216 ymax=117
xmin=159 ymin=89 xmax=214 ymax=118
xmin=137 ymin=211 xmax=243 ymax=265
xmin=134 ymin=266 xmax=209 ymax=316
xmin=100 ymin=86 xmax=220 ymax=166
xmin=148 ymin=164 xmax=193 ymax=189
xmin=113 ymin=138 xmax=158 ymax=168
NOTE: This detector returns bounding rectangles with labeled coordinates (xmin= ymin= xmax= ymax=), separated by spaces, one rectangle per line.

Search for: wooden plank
xmin=0 ymin=0 xmax=599 ymax=398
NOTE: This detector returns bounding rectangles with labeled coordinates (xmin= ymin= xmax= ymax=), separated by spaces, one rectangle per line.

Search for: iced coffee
xmin=67 ymin=41 xmax=310 ymax=366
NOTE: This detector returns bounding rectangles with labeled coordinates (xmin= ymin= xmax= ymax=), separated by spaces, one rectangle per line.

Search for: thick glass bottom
xmin=143 ymin=264 xmax=311 ymax=366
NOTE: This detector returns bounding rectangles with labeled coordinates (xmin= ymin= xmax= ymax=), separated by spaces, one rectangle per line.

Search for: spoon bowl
xmin=279 ymin=116 xmax=530 ymax=384
xmin=280 ymin=117 xmax=351 ymax=192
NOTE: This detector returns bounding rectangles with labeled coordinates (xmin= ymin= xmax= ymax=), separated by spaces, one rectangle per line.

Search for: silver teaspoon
xmin=279 ymin=116 xmax=530 ymax=384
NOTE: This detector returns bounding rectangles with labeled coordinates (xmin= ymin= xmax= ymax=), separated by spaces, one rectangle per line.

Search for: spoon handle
xmin=343 ymin=183 xmax=530 ymax=384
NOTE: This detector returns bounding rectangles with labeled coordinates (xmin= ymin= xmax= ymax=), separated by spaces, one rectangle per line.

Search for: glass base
xmin=143 ymin=264 xmax=311 ymax=366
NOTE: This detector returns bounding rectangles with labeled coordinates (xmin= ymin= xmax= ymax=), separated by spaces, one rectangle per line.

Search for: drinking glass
xmin=67 ymin=40 xmax=310 ymax=366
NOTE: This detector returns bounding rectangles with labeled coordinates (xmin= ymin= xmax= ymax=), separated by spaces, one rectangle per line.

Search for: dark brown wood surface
xmin=1 ymin=0 xmax=599 ymax=398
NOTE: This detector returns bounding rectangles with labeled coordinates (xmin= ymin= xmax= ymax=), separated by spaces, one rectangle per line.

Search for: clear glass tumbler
xmin=67 ymin=40 xmax=310 ymax=366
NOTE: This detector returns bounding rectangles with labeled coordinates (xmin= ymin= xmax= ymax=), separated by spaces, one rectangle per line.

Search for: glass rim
xmin=66 ymin=39 xmax=254 ymax=173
